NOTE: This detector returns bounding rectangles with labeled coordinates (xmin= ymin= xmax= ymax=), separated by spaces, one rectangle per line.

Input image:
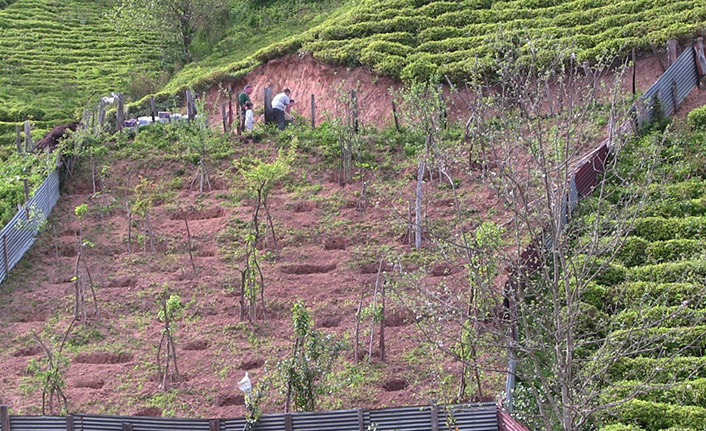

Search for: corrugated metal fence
xmin=3 ymin=402 xmax=498 ymax=431
xmin=0 ymin=169 xmax=60 ymax=284
xmin=637 ymin=44 xmax=702 ymax=125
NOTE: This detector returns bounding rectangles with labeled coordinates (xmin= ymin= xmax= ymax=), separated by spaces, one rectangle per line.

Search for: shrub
xmin=632 ymin=217 xmax=706 ymax=241
xmin=608 ymin=356 xmax=706 ymax=383
xmin=612 ymin=282 xmax=704 ymax=309
xmin=609 ymin=399 xmax=706 ymax=430
xmin=628 ymin=260 xmax=706 ymax=283
xmin=686 ymin=105 xmax=706 ymax=131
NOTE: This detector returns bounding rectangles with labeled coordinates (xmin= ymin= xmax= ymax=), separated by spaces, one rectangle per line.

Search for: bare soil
xmin=1 ymin=49 xmax=705 ymax=419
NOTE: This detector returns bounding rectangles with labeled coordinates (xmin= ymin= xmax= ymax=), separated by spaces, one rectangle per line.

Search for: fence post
xmin=116 ymin=94 xmax=125 ymax=131
xmin=0 ymin=405 xmax=9 ymax=431
xmin=284 ymin=413 xmax=293 ymax=431
xmin=310 ymin=94 xmax=315 ymax=128
xmin=391 ymin=100 xmax=401 ymax=132
xmin=209 ymin=419 xmax=219 ymax=431
xmin=351 ymin=89 xmax=359 ymax=133
xmin=150 ymin=96 xmax=157 ymax=124
xmin=14 ymin=125 xmax=21 ymax=154
xmin=66 ymin=415 xmax=74 ymax=431
xmin=22 ymin=179 xmax=30 ymax=219
xmin=121 ymin=422 xmax=133 ymax=431
xmin=185 ymin=90 xmax=195 ymax=122
xmin=632 ymin=48 xmax=637 ymax=95
xmin=221 ymin=103 xmax=229 ymax=133
xmin=357 ymin=408 xmax=364 ymax=431
xmin=667 ymin=39 xmax=679 ymax=66
xmin=264 ymin=88 xmax=274 ymax=124
xmin=430 ymin=404 xmax=439 ymax=431
xmin=23 ymin=121 xmax=32 ymax=152
xmin=671 ymin=79 xmax=679 ymax=113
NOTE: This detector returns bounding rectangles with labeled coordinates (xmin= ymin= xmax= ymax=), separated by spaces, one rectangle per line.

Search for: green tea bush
xmin=631 ymin=216 xmax=706 ymax=241
xmin=613 ymin=306 xmax=706 ymax=328
xmin=605 ymin=378 xmax=706 ymax=408
xmin=607 ymin=325 xmax=706 ymax=357
xmin=628 ymin=260 xmax=706 ymax=283
xmin=611 ymin=282 xmax=703 ymax=309
xmin=609 ymin=399 xmax=706 ymax=430
xmin=686 ymin=105 xmax=706 ymax=131
xmin=608 ymin=356 xmax=706 ymax=383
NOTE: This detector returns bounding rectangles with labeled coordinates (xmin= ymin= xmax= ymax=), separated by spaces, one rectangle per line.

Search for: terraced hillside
xmin=571 ymin=120 xmax=706 ymax=430
xmin=155 ymin=0 xmax=706 ymax=102
xmin=0 ymin=0 xmax=164 ymax=145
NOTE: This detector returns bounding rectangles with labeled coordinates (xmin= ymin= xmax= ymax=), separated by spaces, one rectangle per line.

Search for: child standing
xmin=244 ymin=101 xmax=254 ymax=132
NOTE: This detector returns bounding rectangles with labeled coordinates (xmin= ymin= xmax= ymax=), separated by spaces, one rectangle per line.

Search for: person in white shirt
xmin=244 ymin=101 xmax=254 ymax=132
xmin=271 ymin=89 xmax=294 ymax=130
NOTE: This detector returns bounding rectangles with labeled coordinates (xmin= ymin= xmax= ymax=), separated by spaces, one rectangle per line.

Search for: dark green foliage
xmin=627 ymin=260 xmax=706 ymax=283
xmin=631 ymin=216 xmax=706 ymax=242
xmin=607 ymin=356 xmax=706 ymax=383
xmin=609 ymin=399 xmax=706 ymax=430
xmin=686 ymin=105 xmax=706 ymax=131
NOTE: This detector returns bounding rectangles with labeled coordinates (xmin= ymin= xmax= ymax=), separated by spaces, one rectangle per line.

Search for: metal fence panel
xmin=290 ymin=409 xmax=360 ymax=431
xmin=641 ymin=48 xmax=698 ymax=121
xmin=76 ymin=414 xmax=211 ymax=431
xmin=0 ymin=169 xmax=61 ymax=284
xmin=222 ymin=418 xmax=248 ymax=431
xmin=369 ymin=406 xmax=433 ymax=431
xmin=252 ymin=413 xmax=286 ymax=431
xmin=441 ymin=403 xmax=498 ymax=431
xmin=9 ymin=416 xmax=66 ymax=431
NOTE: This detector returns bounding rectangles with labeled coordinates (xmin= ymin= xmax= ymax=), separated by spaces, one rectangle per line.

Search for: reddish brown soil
xmin=2 ymin=49 xmax=706 ymax=420
xmin=208 ymin=51 xmax=706 ymax=130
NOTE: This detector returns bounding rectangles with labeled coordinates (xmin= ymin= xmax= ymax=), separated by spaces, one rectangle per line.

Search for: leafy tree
xmin=112 ymin=0 xmax=229 ymax=64
xmin=237 ymin=148 xmax=292 ymax=321
xmin=279 ymin=301 xmax=343 ymax=412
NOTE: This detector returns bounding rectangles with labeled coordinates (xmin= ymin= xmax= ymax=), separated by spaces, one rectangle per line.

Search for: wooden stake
xmin=667 ymin=39 xmax=679 ymax=66
xmin=116 ymin=94 xmax=125 ymax=131
xmin=264 ymin=88 xmax=274 ymax=124
xmin=23 ymin=178 xmax=30 ymax=219
xmin=632 ymin=48 xmax=637 ymax=95
xmin=23 ymin=121 xmax=32 ymax=152
xmin=180 ymin=208 xmax=197 ymax=277
xmin=351 ymin=89 xmax=359 ymax=133
xmin=150 ymin=96 xmax=156 ymax=124
xmin=391 ymin=100 xmax=401 ymax=132
xmin=15 ymin=125 xmax=21 ymax=153
xmin=311 ymin=93 xmax=316 ymax=128
xmin=221 ymin=103 xmax=228 ymax=133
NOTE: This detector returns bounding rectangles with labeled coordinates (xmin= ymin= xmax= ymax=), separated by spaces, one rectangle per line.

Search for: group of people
xmin=237 ymin=85 xmax=295 ymax=132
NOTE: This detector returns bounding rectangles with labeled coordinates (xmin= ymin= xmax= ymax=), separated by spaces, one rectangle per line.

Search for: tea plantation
xmin=571 ymin=119 xmax=706 ymax=430
xmin=0 ymin=0 xmax=164 ymax=146
xmin=154 ymin=0 xmax=706 ymax=103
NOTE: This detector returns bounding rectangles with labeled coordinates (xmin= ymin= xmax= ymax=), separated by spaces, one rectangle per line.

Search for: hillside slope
xmin=0 ymin=0 xmax=164 ymax=145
